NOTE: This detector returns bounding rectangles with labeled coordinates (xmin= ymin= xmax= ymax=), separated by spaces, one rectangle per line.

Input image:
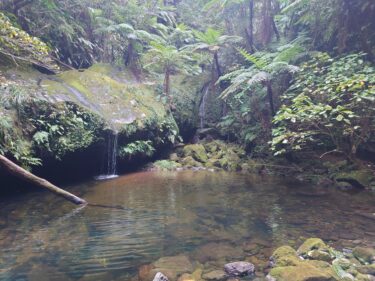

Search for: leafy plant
xmin=119 ymin=140 xmax=155 ymax=159
xmin=271 ymin=52 xmax=375 ymax=160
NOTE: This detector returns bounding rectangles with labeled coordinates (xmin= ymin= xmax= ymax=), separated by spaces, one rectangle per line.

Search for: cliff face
xmin=0 ymin=64 xmax=178 ymax=183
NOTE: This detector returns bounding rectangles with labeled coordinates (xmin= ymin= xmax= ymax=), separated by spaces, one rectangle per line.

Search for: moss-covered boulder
xmin=183 ymin=144 xmax=208 ymax=163
xmin=268 ymin=239 xmax=340 ymax=281
xmin=297 ymin=238 xmax=329 ymax=257
xmin=268 ymin=262 xmax=337 ymax=281
xmin=0 ymin=64 xmax=178 ymax=174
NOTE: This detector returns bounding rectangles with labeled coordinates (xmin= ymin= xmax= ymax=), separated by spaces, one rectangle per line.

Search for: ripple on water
xmin=0 ymin=170 xmax=374 ymax=280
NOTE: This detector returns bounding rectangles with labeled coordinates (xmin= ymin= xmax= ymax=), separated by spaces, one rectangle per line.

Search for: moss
xmin=152 ymin=160 xmax=182 ymax=171
xmin=297 ymin=238 xmax=328 ymax=256
xmin=269 ymin=262 xmax=337 ymax=281
xmin=183 ymin=144 xmax=208 ymax=163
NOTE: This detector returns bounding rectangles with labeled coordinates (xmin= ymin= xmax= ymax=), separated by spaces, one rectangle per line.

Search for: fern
xmin=237 ymin=48 xmax=268 ymax=69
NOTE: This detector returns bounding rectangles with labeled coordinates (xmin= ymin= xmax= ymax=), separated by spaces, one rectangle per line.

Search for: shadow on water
xmin=0 ymin=170 xmax=374 ymax=280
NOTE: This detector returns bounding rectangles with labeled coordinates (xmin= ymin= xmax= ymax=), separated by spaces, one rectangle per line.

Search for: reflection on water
xmin=0 ymin=171 xmax=374 ymax=280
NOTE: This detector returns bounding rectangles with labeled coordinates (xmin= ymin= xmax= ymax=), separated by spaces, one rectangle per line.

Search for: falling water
xmin=199 ymin=85 xmax=210 ymax=129
xmin=95 ymin=131 xmax=119 ymax=180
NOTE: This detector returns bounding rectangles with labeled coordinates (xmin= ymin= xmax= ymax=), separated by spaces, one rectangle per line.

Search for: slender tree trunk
xmin=213 ymin=51 xmax=222 ymax=78
xmin=248 ymin=0 xmax=255 ymax=52
xmin=266 ymin=81 xmax=275 ymax=116
xmin=0 ymin=155 xmax=86 ymax=205
xmin=164 ymin=69 xmax=172 ymax=106
xmin=272 ymin=17 xmax=280 ymax=41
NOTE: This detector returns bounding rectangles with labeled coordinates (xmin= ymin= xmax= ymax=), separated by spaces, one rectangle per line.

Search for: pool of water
xmin=0 ymin=171 xmax=374 ymax=281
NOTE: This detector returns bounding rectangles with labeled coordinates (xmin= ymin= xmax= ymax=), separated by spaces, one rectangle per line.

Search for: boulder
xmin=297 ymin=238 xmax=329 ymax=257
xmin=270 ymin=246 xmax=301 ymax=267
xmin=224 ymin=261 xmax=255 ymax=277
xmin=353 ymin=247 xmax=375 ymax=264
xmin=268 ymin=262 xmax=337 ymax=281
xmin=308 ymin=250 xmax=333 ymax=262
xmin=183 ymin=144 xmax=208 ymax=163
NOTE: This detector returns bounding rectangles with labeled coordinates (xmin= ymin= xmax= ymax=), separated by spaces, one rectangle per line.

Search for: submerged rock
xmin=202 ymin=270 xmax=227 ymax=281
xmin=353 ymin=247 xmax=375 ymax=264
xmin=224 ymin=261 xmax=255 ymax=277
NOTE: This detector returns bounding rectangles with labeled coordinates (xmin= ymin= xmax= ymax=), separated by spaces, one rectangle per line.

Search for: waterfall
xmin=95 ymin=131 xmax=119 ymax=180
xmin=199 ymin=85 xmax=210 ymax=129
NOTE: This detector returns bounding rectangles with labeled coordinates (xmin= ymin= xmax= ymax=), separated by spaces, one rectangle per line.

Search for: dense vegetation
xmin=0 ymin=0 xmax=375 ymax=173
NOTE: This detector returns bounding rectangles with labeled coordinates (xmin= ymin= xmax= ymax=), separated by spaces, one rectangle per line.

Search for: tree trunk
xmin=248 ymin=0 xmax=255 ymax=52
xmin=164 ymin=69 xmax=172 ymax=106
xmin=0 ymin=155 xmax=86 ymax=205
xmin=213 ymin=51 xmax=222 ymax=78
xmin=272 ymin=17 xmax=280 ymax=41
xmin=266 ymin=81 xmax=276 ymax=116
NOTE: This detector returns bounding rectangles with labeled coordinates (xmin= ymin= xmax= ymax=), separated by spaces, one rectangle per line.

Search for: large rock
xmin=268 ymin=262 xmax=338 ymax=281
xmin=353 ymin=247 xmax=375 ymax=264
xmin=297 ymin=238 xmax=329 ymax=257
xmin=183 ymin=144 xmax=208 ymax=163
xmin=152 ymin=255 xmax=194 ymax=281
xmin=224 ymin=262 xmax=255 ymax=277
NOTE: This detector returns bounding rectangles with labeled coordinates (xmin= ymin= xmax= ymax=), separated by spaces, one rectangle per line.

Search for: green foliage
xmin=28 ymin=102 xmax=104 ymax=160
xmin=119 ymin=140 xmax=155 ymax=159
xmin=271 ymin=53 xmax=375 ymax=158
xmin=0 ymin=11 xmax=58 ymax=70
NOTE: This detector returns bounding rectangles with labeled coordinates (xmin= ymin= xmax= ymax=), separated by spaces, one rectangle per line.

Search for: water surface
xmin=0 ymin=171 xmax=374 ymax=280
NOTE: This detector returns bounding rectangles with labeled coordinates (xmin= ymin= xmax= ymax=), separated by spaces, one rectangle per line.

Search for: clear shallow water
xmin=0 ymin=171 xmax=374 ymax=281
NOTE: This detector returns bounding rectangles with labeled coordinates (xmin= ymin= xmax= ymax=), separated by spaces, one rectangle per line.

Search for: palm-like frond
xmin=237 ymin=48 xmax=269 ymax=69
xmin=247 ymin=71 xmax=270 ymax=86
xmin=219 ymin=68 xmax=255 ymax=99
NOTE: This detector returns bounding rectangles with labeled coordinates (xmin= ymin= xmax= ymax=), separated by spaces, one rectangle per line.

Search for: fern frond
xmin=237 ymin=48 xmax=268 ymax=69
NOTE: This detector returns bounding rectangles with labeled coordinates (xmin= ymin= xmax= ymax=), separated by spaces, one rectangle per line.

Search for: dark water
xmin=0 ymin=171 xmax=374 ymax=281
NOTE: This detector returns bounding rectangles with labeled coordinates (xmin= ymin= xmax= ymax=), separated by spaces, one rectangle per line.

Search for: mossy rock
xmin=308 ymin=250 xmax=333 ymax=262
xmin=269 ymin=262 xmax=338 ymax=281
xmin=183 ymin=144 xmax=208 ymax=163
xmin=180 ymin=156 xmax=203 ymax=168
xmin=357 ymin=264 xmax=375 ymax=275
xmin=271 ymin=246 xmax=301 ymax=267
xmin=335 ymin=169 xmax=375 ymax=189
xmin=297 ymin=238 xmax=329 ymax=257
xmin=42 ymin=64 xmax=169 ymax=132
xmin=152 ymin=160 xmax=182 ymax=171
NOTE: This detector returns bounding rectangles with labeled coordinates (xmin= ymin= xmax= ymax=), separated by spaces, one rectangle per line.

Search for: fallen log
xmin=0 ymin=155 xmax=87 ymax=205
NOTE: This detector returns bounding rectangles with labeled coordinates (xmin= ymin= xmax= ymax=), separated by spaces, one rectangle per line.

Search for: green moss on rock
xmin=183 ymin=144 xmax=208 ymax=163
xmin=297 ymin=238 xmax=329 ymax=256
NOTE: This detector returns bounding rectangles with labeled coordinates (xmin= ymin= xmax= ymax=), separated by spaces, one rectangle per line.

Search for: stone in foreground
xmin=224 ymin=262 xmax=255 ymax=277
xmin=153 ymin=272 xmax=169 ymax=281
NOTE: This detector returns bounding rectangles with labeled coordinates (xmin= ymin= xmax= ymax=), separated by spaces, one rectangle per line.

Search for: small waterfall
xmin=95 ymin=131 xmax=119 ymax=180
xmin=199 ymin=84 xmax=210 ymax=129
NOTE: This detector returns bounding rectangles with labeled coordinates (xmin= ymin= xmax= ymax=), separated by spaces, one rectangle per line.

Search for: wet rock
xmin=153 ymin=272 xmax=169 ymax=281
xmin=183 ymin=144 xmax=208 ymax=163
xmin=177 ymin=273 xmax=194 ymax=281
xmin=270 ymin=246 xmax=301 ymax=267
xmin=193 ymin=242 xmax=244 ymax=263
xmin=268 ymin=262 xmax=337 ymax=281
xmin=224 ymin=261 xmax=255 ymax=277
xmin=353 ymin=247 xmax=375 ymax=264
xmin=297 ymin=238 xmax=328 ymax=257
xmin=202 ymin=270 xmax=227 ymax=281
xmin=357 ymin=264 xmax=375 ymax=275
xmin=152 ymin=255 xmax=194 ymax=280
xmin=308 ymin=250 xmax=333 ymax=262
